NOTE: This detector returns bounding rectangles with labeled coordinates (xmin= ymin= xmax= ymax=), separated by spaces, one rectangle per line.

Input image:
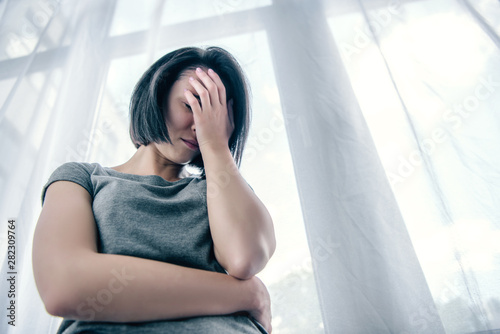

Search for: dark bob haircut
xmin=129 ymin=46 xmax=251 ymax=174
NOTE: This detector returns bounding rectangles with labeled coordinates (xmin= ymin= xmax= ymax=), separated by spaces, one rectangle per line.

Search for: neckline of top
xmin=100 ymin=165 xmax=197 ymax=184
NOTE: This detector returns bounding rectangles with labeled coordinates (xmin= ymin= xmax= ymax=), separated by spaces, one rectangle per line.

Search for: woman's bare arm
xmin=32 ymin=181 xmax=270 ymax=329
xmin=185 ymin=68 xmax=277 ymax=279
xmin=202 ymin=147 xmax=276 ymax=279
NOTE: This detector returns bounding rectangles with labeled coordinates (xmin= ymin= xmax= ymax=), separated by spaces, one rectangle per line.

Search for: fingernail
xmin=189 ymin=77 xmax=194 ymax=81
xmin=208 ymin=68 xmax=214 ymax=73
xmin=196 ymin=67 xmax=202 ymax=73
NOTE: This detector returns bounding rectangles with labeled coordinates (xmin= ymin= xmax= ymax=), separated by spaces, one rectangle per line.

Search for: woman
xmin=32 ymin=46 xmax=276 ymax=333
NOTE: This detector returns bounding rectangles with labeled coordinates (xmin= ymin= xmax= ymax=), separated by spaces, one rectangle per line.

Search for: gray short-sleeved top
xmin=41 ymin=162 xmax=266 ymax=334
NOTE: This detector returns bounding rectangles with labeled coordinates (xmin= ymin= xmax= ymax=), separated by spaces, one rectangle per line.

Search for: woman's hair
xmin=129 ymin=46 xmax=251 ymax=174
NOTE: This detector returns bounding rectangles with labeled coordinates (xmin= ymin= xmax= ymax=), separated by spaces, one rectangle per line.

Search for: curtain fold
xmin=460 ymin=0 xmax=500 ymax=50
xmin=267 ymin=0 xmax=444 ymax=332
xmin=1 ymin=1 xmax=117 ymax=333
xmin=325 ymin=0 xmax=500 ymax=332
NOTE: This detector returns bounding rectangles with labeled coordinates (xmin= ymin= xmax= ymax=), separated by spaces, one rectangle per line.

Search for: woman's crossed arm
xmin=32 ymin=181 xmax=271 ymax=331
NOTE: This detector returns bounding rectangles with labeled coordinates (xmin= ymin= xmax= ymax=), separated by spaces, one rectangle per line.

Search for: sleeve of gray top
xmin=41 ymin=162 xmax=93 ymax=206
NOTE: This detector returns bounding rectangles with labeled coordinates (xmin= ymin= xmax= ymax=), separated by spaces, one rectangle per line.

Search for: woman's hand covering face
xmin=183 ymin=67 xmax=235 ymax=152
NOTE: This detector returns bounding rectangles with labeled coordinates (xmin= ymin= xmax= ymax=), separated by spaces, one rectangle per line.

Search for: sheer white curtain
xmin=1 ymin=0 xmax=499 ymax=333
xmin=0 ymin=1 xmax=122 ymax=333
xmin=321 ymin=0 xmax=500 ymax=332
xmin=342 ymin=0 xmax=498 ymax=332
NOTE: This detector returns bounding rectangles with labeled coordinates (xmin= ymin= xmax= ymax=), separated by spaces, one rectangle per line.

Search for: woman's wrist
xmin=241 ymin=276 xmax=272 ymax=332
xmin=199 ymin=143 xmax=236 ymax=176
xmin=199 ymin=141 xmax=232 ymax=160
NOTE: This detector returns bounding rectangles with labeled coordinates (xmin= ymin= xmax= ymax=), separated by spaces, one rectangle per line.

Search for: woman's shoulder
xmin=52 ymin=161 xmax=102 ymax=174
xmin=41 ymin=162 xmax=104 ymax=205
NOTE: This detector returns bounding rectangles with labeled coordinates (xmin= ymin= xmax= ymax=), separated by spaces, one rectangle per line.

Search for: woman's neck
xmin=111 ymin=144 xmax=185 ymax=182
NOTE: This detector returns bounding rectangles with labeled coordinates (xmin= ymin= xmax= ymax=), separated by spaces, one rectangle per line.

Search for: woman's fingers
xmin=188 ymin=76 xmax=211 ymax=110
xmin=206 ymin=68 xmax=227 ymax=105
xmin=183 ymin=89 xmax=202 ymax=117
xmin=194 ymin=67 xmax=228 ymax=106
xmin=192 ymin=68 xmax=218 ymax=107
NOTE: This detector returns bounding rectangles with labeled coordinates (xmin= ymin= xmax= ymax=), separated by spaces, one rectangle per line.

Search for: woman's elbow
xmin=224 ymin=249 xmax=273 ymax=280
xmin=43 ymin=295 xmax=69 ymax=318
xmin=39 ymin=284 xmax=78 ymax=318
xmin=225 ymin=262 xmax=256 ymax=280
xmin=33 ymin=260 xmax=83 ymax=318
